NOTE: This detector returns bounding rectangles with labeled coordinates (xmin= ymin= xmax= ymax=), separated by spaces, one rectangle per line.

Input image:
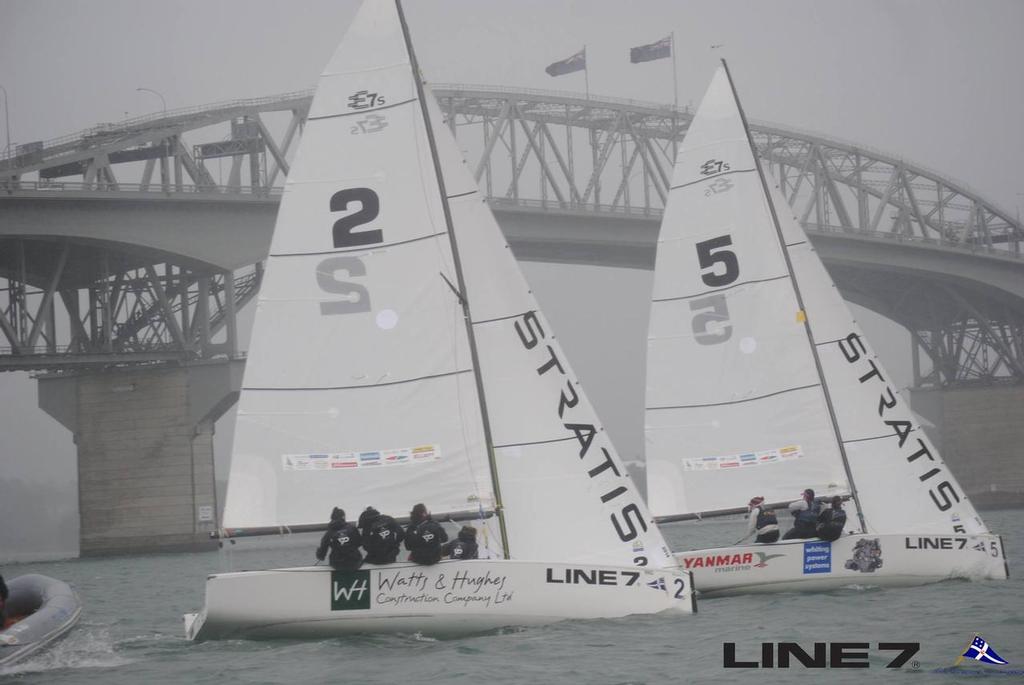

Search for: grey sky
xmin=0 ymin=1 xmax=1021 ymax=552
xmin=2 ymin=1 xmax=1021 ymax=211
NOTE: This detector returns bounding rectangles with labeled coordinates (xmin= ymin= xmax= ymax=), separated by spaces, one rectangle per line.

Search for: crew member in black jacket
xmin=316 ymin=507 xmax=363 ymax=571
xmin=404 ymin=503 xmax=448 ymax=565
xmin=442 ymin=525 xmax=479 ymax=560
xmin=358 ymin=506 xmax=405 ymax=564
xmin=815 ymin=496 xmax=848 ymax=541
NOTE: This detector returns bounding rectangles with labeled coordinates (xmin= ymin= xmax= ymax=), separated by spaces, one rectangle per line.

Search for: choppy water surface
xmin=2 ymin=510 xmax=1021 ymax=684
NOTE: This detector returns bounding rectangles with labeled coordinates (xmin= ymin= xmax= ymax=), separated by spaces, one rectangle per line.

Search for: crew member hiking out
xmin=783 ymin=488 xmax=822 ymax=540
xmin=358 ymin=506 xmax=405 ymax=565
xmin=315 ymin=507 xmax=363 ymax=571
xmin=735 ymin=496 xmax=779 ymax=544
xmin=404 ymin=503 xmax=448 ymax=565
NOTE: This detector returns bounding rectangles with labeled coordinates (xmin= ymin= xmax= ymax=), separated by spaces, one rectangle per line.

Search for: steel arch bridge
xmin=0 ymin=84 xmax=1022 ymax=386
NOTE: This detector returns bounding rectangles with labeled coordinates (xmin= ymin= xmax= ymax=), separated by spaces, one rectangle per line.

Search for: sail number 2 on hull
xmin=317 ymin=187 xmax=382 ymax=315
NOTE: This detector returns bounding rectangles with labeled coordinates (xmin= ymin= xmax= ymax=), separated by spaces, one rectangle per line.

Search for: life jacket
xmin=755 ymin=508 xmax=778 ymax=531
xmin=794 ymin=499 xmax=820 ymax=530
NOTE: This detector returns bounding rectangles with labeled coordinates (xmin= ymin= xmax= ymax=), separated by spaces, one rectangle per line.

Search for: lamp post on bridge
xmin=0 ymin=85 xmax=10 ymax=158
xmin=136 ymin=87 xmax=167 ymax=116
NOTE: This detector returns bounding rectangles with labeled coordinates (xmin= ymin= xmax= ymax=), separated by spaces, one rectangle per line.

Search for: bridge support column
xmin=37 ymin=359 xmax=243 ymax=556
xmin=911 ymin=386 xmax=1024 ymax=510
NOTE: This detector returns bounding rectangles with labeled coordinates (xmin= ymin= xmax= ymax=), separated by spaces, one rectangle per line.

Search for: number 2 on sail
xmin=318 ymin=187 xmax=383 ymax=315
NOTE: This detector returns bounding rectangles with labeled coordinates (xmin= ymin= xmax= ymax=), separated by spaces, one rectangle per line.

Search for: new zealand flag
xmin=630 ymin=36 xmax=672 ymax=63
xmin=545 ymin=49 xmax=586 ymax=76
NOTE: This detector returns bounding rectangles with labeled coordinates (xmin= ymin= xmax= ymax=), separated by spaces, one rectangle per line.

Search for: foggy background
xmin=1 ymin=0 xmax=1021 ymax=560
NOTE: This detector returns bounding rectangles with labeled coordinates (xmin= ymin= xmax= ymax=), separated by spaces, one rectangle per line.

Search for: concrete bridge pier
xmin=37 ymin=359 xmax=243 ymax=556
xmin=911 ymin=386 xmax=1024 ymax=510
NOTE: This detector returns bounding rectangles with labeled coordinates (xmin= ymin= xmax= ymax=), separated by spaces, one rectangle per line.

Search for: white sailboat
xmin=644 ymin=62 xmax=1008 ymax=597
xmin=185 ymin=0 xmax=693 ymax=641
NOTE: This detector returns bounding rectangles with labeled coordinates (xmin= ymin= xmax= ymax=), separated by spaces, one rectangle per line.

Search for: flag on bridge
xmin=545 ymin=48 xmax=586 ymax=76
xmin=630 ymin=35 xmax=672 ymax=63
xmin=958 ymin=634 xmax=1009 ymax=666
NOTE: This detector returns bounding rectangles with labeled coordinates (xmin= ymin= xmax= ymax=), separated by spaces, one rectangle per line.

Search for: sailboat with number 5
xmin=184 ymin=0 xmax=693 ymax=641
xmin=644 ymin=61 xmax=1008 ymax=597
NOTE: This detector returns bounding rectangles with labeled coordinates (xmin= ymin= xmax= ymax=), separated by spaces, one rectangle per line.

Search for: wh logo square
xmin=331 ymin=570 xmax=371 ymax=611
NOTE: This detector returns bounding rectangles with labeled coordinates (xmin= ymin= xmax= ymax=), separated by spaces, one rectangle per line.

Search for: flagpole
xmin=954 ymin=633 xmax=979 ymax=667
xmin=671 ymin=32 xmax=678 ymax=160
xmin=671 ymin=32 xmax=678 ymax=111
xmin=584 ymin=45 xmax=590 ymax=100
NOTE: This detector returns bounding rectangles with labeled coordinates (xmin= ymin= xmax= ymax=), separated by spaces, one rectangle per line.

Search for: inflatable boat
xmin=0 ymin=574 xmax=82 ymax=668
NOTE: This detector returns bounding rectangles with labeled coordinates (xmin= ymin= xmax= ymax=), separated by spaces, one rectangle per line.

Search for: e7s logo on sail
xmin=330 ymin=570 xmax=371 ymax=611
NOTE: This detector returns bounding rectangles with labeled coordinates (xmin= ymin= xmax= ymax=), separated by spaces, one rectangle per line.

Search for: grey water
xmin=2 ymin=510 xmax=1022 ymax=684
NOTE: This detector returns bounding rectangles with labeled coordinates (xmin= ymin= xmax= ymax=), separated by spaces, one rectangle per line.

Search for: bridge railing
xmin=433 ymin=82 xmax=688 ymax=114
xmin=0 ymin=88 xmax=316 ymax=165
xmin=0 ymin=179 xmax=284 ymax=198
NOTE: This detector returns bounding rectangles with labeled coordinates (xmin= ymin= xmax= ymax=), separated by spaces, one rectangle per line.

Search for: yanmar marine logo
xmin=682 ymin=551 xmax=784 ymax=572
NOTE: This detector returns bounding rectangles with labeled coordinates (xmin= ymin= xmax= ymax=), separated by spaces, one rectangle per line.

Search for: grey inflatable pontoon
xmin=0 ymin=574 xmax=82 ymax=667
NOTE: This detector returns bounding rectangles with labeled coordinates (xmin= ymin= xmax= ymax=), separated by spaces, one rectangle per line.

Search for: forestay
xmin=225 ymin=0 xmax=676 ymax=568
xmin=645 ymin=67 xmax=849 ymax=519
xmin=645 ymin=63 xmax=988 ymax=535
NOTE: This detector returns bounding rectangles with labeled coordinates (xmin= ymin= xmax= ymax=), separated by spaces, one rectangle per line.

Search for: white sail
xmin=426 ymin=94 xmax=674 ymax=568
xmin=223 ymin=0 xmax=490 ymax=529
xmin=645 ymin=67 xmax=849 ymax=518
xmin=772 ymin=180 xmax=989 ymax=534
xmin=224 ymin=0 xmax=677 ymax=568
xmin=646 ymin=64 xmax=988 ymax=535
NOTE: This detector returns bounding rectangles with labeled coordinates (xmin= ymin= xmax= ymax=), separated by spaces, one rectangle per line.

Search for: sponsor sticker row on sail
xmin=682 ymin=445 xmax=803 ymax=471
xmin=282 ymin=445 xmax=441 ymax=471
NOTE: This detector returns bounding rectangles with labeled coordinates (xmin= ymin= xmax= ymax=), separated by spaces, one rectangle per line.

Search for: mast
xmin=719 ymin=59 xmax=867 ymax=533
xmin=395 ymin=0 xmax=510 ymax=556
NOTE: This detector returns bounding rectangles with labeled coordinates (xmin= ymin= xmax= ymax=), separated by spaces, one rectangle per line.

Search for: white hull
xmin=185 ymin=559 xmax=695 ymax=641
xmin=676 ymin=533 xmax=1007 ymax=598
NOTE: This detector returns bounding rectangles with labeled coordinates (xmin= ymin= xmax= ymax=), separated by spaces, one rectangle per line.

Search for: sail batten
xmin=242 ymin=368 xmax=473 ymax=393
xmin=308 ymin=96 xmax=417 ymax=121
xmin=647 ymin=382 xmax=823 ymax=411
xmin=271 ymin=231 xmax=449 ymax=258
xmin=652 ymin=274 xmax=792 ymax=303
xmin=669 ymin=167 xmax=757 ymax=191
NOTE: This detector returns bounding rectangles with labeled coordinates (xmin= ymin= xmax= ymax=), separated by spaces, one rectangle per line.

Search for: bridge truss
xmin=0 ymin=85 xmax=1021 ymax=384
xmin=0 ymin=237 xmax=260 ymax=370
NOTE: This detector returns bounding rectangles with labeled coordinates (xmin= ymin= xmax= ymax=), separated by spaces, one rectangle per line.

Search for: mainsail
xmin=645 ymin=63 xmax=988 ymax=535
xmin=224 ymin=0 xmax=675 ymax=568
